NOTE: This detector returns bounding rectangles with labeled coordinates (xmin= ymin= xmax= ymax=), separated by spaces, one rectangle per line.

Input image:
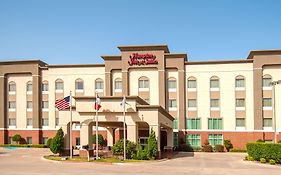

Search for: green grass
xmin=43 ymin=155 xmax=145 ymax=163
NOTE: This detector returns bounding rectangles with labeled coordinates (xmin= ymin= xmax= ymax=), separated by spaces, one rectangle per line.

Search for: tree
xmin=224 ymin=139 xmax=233 ymax=152
xmin=91 ymin=134 xmax=105 ymax=146
xmin=147 ymin=128 xmax=158 ymax=159
xmin=50 ymin=128 xmax=64 ymax=155
xmin=112 ymin=139 xmax=136 ymax=159
xmin=12 ymin=134 xmax=21 ymax=144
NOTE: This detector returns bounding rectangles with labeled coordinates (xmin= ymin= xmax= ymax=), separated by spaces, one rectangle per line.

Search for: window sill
xmin=114 ymin=89 xmax=122 ymax=93
xmin=8 ymin=126 xmax=16 ymax=129
xmin=8 ymin=92 xmax=16 ymax=95
xmin=235 ymin=127 xmax=246 ymax=131
xmin=138 ymin=88 xmax=149 ymax=92
xmin=263 ymin=87 xmax=272 ymax=91
xmin=26 ymin=91 xmax=32 ymax=95
xmin=75 ymin=90 xmax=84 ymax=93
xmin=263 ymin=107 xmax=272 ymax=111
xmin=188 ymin=107 xmax=197 ymax=111
xmin=187 ymin=88 xmax=197 ymax=92
xmin=95 ymin=89 xmax=104 ymax=93
xmin=168 ymin=88 xmax=177 ymax=93
xmin=210 ymin=107 xmax=220 ymax=111
xmin=42 ymin=126 xmax=49 ymax=129
xmin=169 ymin=108 xmax=177 ymax=111
xmin=27 ymin=126 xmax=33 ymax=129
xmin=42 ymin=109 xmax=49 ymax=112
xmin=55 ymin=90 xmax=64 ymax=93
xmin=236 ymin=107 xmax=245 ymax=111
xmin=235 ymin=87 xmax=245 ymax=91
xmin=27 ymin=109 xmax=32 ymax=112
xmin=210 ymin=88 xmax=220 ymax=91
xmin=263 ymin=127 xmax=273 ymax=131
xmin=8 ymin=109 xmax=16 ymax=112
xmin=42 ymin=91 xmax=49 ymax=95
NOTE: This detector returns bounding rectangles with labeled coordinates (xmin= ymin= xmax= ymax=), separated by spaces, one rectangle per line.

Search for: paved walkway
xmin=0 ymin=148 xmax=280 ymax=175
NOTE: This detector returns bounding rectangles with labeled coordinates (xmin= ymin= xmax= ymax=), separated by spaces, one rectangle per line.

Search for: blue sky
xmin=0 ymin=0 xmax=281 ymax=64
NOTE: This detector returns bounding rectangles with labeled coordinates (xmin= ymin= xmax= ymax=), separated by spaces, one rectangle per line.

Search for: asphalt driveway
xmin=0 ymin=148 xmax=280 ymax=175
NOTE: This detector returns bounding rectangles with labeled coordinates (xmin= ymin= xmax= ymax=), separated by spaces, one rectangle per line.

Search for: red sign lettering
xmin=128 ymin=53 xmax=158 ymax=66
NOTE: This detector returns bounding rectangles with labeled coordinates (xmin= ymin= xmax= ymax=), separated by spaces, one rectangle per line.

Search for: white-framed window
xmin=138 ymin=77 xmax=149 ymax=91
xmin=235 ymin=76 xmax=245 ymax=91
xmin=236 ymin=98 xmax=245 ymax=110
xmin=210 ymin=99 xmax=219 ymax=110
xmin=169 ymin=99 xmax=177 ymax=111
xmin=26 ymin=82 xmax=32 ymax=92
xmin=210 ymin=78 xmax=219 ymax=89
xmin=27 ymin=118 xmax=32 ymax=128
xmin=42 ymin=137 xmax=48 ymax=145
xmin=114 ymin=79 xmax=122 ymax=92
xmin=42 ymin=118 xmax=49 ymax=127
xmin=8 ymin=118 xmax=16 ymax=127
xmin=8 ymin=82 xmax=16 ymax=94
xmin=263 ymin=118 xmax=272 ymax=130
xmin=188 ymin=99 xmax=197 ymax=111
xmin=208 ymin=134 xmax=223 ymax=146
xmin=26 ymin=101 xmax=32 ymax=111
xmin=263 ymin=98 xmax=272 ymax=110
xmin=55 ymin=79 xmax=64 ymax=91
xmin=95 ymin=79 xmax=104 ymax=92
xmin=8 ymin=101 xmax=16 ymax=111
xmin=187 ymin=79 xmax=196 ymax=89
xmin=75 ymin=79 xmax=84 ymax=91
xmin=263 ymin=77 xmax=272 ymax=87
xmin=236 ymin=118 xmax=245 ymax=130
xmin=42 ymin=82 xmax=49 ymax=92
xmin=42 ymin=101 xmax=49 ymax=111
xmin=168 ymin=79 xmax=177 ymax=92
xmin=26 ymin=137 xmax=32 ymax=144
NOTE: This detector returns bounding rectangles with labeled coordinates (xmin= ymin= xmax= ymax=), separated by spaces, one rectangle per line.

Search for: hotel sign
xmin=128 ymin=53 xmax=158 ymax=66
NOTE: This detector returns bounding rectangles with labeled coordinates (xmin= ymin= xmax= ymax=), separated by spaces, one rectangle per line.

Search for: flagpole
xmin=123 ymin=95 xmax=126 ymax=160
xmin=70 ymin=91 xmax=73 ymax=159
xmin=95 ymin=92 xmax=99 ymax=159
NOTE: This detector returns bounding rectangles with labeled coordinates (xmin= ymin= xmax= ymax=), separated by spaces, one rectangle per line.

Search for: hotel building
xmin=1 ymin=44 xmax=281 ymax=155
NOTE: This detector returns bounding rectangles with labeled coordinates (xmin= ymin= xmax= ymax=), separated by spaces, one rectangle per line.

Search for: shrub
xmin=269 ymin=159 xmax=276 ymax=165
xmin=112 ymin=139 xmax=136 ymax=159
xmin=134 ymin=145 xmax=149 ymax=160
xmin=260 ymin=158 xmax=266 ymax=163
xmin=215 ymin=144 xmax=224 ymax=152
xmin=277 ymin=140 xmax=281 ymax=144
xmin=224 ymin=140 xmax=233 ymax=152
xmin=46 ymin=138 xmax=52 ymax=148
xmin=230 ymin=148 xmax=247 ymax=152
xmin=50 ymin=128 xmax=64 ymax=155
xmin=12 ymin=134 xmax=21 ymax=144
xmin=147 ymin=128 xmax=158 ymax=159
xmin=248 ymin=156 xmax=254 ymax=161
xmin=246 ymin=142 xmax=281 ymax=163
xmin=202 ymin=139 xmax=213 ymax=152
xmin=92 ymin=134 xmax=105 ymax=146
xmin=244 ymin=155 xmax=249 ymax=160
xmin=256 ymin=139 xmax=265 ymax=143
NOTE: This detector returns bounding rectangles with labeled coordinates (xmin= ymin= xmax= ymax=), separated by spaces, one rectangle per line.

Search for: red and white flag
xmin=55 ymin=96 xmax=70 ymax=110
xmin=95 ymin=95 xmax=101 ymax=111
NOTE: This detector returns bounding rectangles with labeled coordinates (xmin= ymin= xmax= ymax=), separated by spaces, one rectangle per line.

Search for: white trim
xmin=263 ymin=86 xmax=272 ymax=90
xmin=235 ymin=127 xmax=246 ymax=131
xmin=168 ymin=88 xmax=177 ymax=92
xmin=8 ymin=125 xmax=16 ymax=129
xmin=42 ymin=108 xmax=49 ymax=112
xmin=55 ymin=89 xmax=64 ymax=93
xmin=8 ymin=108 xmax=16 ymax=112
xmin=95 ymin=89 xmax=104 ymax=93
xmin=27 ymin=126 xmax=33 ymax=129
xmin=263 ymin=127 xmax=273 ymax=131
xmin=42 ymin=126 xmax=49 ymax=129
xmin=26 ymin=91 xmax=32 ymax=95
xmin=169 ymin=107 xmax=177 ymax=111
xmin=27 ymin=108 xmax=33 ymax=112
xmin=187 ymin=88 xmax=197 ymax=92
xmin=235 ymin=87 xmax=245 ymax=91
xmin=8 ymin=91 xmax=16 ymax=95
xmin=138 ymin=88 xmax=149 ymax=92
xmin=173 ymin=129 xmax=179 ymax=132
xmin=182 ymin=129 xmax=281 ymax=133
xmin=236 ymin=107 xmax=245 ymax=111
xmin=114 ymin=89 xmax=122 ymax=93
xmin=210 ymin=88 xmax=219 ymax=91
xmin=42 ymin=91 xmax=49 ymax=95
xmin=188 ymin=107 xmax=197 ymax=111
xmin=75 ymin=89 xmax=84 ymax=93
xmin=210 ymin=107 xmax=220 ymax=111
xmin=263 ymin=106 xmax=272 ymax=110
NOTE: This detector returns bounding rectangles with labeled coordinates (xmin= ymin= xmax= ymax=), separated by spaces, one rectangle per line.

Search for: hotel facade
xmin=1 ymin=44 xmax=281 ymax=154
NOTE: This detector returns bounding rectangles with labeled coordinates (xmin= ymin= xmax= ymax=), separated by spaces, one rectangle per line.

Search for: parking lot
xmin=0 ymin=147 xmax=280 ymax=175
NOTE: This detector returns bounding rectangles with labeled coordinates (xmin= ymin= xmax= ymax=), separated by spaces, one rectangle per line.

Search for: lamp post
xmin=270 ymin=80 xmax=281 ymax=143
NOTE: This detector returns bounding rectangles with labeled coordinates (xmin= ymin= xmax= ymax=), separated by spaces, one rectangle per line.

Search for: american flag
xmin=55 ymin=96 xmax=70 ymax=110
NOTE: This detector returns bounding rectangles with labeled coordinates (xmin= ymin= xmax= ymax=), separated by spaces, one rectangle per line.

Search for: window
xmin=27 ymin=101 xmax=32 ymax=109
xmin=186 ymin=118 xmax=200 ymax=129
xmin=210 ymin=99 xmax=219 ymax=108
xmin=75 ymin=137 xmax=80 ymax=146
xmin=138 ymin=78 xmax=149 ymax=89
xmin=114 ymin=79 xmax=122 ymax=90
xmin=168 ymin=79 xmax=177 ymax=90
xmin=8 ymin=137 xmax=12 ymax=144
xmin=75 ymin=79 xmax=84 ymax=90
xmin=42 ymin=137 xmax=48 ymax=145
xmin=95 ymin=79 xmax=104 ymax=90
xmin=169 ymin=99 xmax=177 ymax=108
xmin=26 ymin=137 xmax=32 ymax=144
xmin=55 ymin=79 xmax=64 ymax=90
xmin=208 ymin=134 xmax=223 ymax=146
xmin=235 ymin=78 xmax=245 ymax=88
xmin=236 ymin=98 xmax=245 ymax=107
xmin=27 ymin=118 xmax=32 ymax=127
xmin=263 ymin=76 xmax=272 ymax=87
xmin=210 ymin=79 xmax=219 ymax=88
xmin=8 ymin=118 xmax=16 ymax=126
xmin=188 ymin=99 xmax=197 ymax=108
xmin=139 ymin=137 xmax=148 ymax=149
xmin=236 ymin=118 xmax=245 ymax=127
xmin=42 ymin=101 xmax=49 ymax=109
xmin=186 ymin=134 xmax=201 ymax=147
xmin=263 ymin=118 xmax=272 ymax=127
xmin=55 ymin=117 xmax=59 ymax=126
xmin=8 ymin=82 xmax=16 ymax=92
xmin=263 ymin=98 xmax=272 ymax=107
xmin=173 ymin=132 xmax=178 ymax=147
xmin=208 ymin=118 xmax=222 ymax=130
xmin=8 ymin=101 xmax=16 ymax=109
xmin=26 ymin=82 xmax=32 ymax=92
xmin=42 ymin=82 xmax=49 ymax=91
xmin=42 ymin=118 xmax=49 ymax=126
xmin=173 ymin=118 xmax=178 ymax=129
xmin=187 ymin=80 xmax=196 ymax=88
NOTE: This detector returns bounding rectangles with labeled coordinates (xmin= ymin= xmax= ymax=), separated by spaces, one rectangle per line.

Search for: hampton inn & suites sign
xmin=128 ymin=53 xmax=158 ymax=66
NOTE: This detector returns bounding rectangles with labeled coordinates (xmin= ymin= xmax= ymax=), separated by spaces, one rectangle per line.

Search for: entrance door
xmin=160 ymin=131 xmax=167 ymax=150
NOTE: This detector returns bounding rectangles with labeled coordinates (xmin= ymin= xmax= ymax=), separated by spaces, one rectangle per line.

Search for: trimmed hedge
xmin=246 ymin=143 xmax=281 ymax=163
xmin=215 ymin=145 xmax=224 ymax=152
xmin=0 ymin=144 xmax=48 ymax=148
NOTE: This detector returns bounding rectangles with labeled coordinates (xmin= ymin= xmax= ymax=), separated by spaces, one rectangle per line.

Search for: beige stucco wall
xmin=185 ymin=62 xmax=254 ymax=131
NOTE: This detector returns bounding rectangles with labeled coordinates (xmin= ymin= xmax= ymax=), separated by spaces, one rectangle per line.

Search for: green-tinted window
xmin=186 ymin=134 xmax=201 ymax=147
xmin=208 ymin=134 xmax=223 ymax=146
xmin=173 ymin=132 xmax=178 ymax=147
xmin=173 ymin=118 xmax=178 ymax=129
xmin=186 ymin=118 xmax=200 ymax=129
xmin=208 ymin=118 xmax=222 ymax=130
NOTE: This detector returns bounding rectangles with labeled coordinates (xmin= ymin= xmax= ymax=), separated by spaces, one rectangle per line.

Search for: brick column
xmin=105 ymin=72 xmax=112 ymax=96
xmin=0 ymin=75 xmax=7 ymax=144
xmin=32 ymin=74 xmax=41 ymax=144
xmin=122 ymin=70 xmax=129 ymax=96
xmin=158 ymin=70 xmax=166 ymax=108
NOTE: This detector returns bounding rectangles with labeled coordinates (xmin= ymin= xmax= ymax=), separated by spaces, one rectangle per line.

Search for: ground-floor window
xmin=208 ymin=134 xmax=223 ymax=146
xmin=173 ymin=118 xmax=178 ymax=129
xmin=26 ymin=137 xmax=32 ymax=144
xmin=208 ymin=118 xmax=222 ymax=130
xmin=42 ymin=137 xmax=48 ymax=145
xmin=8 ymin=137 xmax=12 ymax=144
xmin=75 ymin=137 xmax=80 ymax=146
xmin=186 ymin=118 xmax=200 ymax=129
xmin=186 ymin=134 xmax=201 ymax=147
xmin=139 ymin=137 xmax=148 ymax=149
xmin=173 ymin=132 xmax=178 ymax=147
